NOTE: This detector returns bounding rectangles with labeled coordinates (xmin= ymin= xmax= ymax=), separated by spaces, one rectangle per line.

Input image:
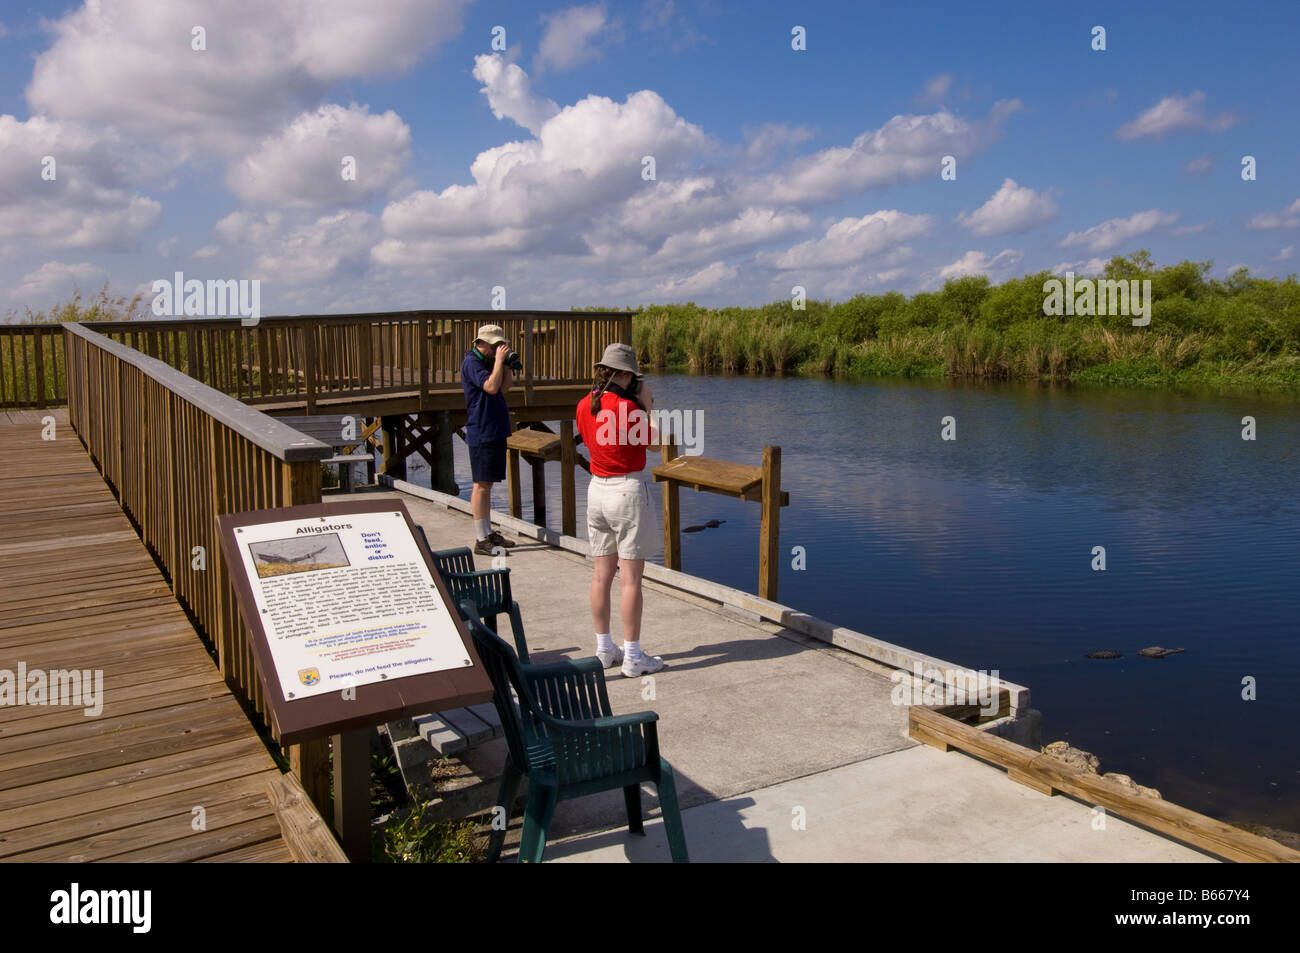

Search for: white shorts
xmin=587 ymin=474 xmax=656 ymax=560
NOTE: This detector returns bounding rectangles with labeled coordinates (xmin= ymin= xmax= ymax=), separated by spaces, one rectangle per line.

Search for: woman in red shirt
xmin=576 ymin=343 xmax=663 ymax=677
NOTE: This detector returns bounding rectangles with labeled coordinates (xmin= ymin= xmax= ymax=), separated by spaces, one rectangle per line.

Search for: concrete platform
xmin=548 ymin=745 xmax=1215 ymax=862
xmin=327 ymin=488 xmax=1217 ymax=863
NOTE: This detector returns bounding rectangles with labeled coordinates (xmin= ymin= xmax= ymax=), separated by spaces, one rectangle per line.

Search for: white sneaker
xmin=595 ymin=646 xmax=624 ymax=669
xmin=621 ymin=653 xmax=665 ymax=677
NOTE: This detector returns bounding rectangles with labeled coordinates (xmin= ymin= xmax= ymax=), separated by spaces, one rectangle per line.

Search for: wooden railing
xmin=87 ymin=310 xmax=633 ymax=411
xmin=0 ymin=324 xmax=66 ymax=408
xmin=63 ymin=322 xmax=335 ymax=804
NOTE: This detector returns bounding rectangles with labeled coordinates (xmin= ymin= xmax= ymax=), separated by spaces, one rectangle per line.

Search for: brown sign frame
xmin=216 ymin=498 xmax=492 ymax=745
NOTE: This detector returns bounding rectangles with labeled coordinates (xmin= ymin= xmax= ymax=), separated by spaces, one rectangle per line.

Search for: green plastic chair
xmin=459 ymin=601 xmax=689 ymax=864
xmin=427 ymin=543 xmax=530 ymax=663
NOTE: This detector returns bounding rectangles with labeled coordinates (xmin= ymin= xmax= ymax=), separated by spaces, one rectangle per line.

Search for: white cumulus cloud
xmin=1059 ymin=209 xmax=1179 ymax=254
xmin=1115 ymin=91 xmax=1236 ymax=141
xmin=226 ymin=105 xmax=411 ymax=208
xmin=534 ymin=5 xmax=619 ymax=73
xmin=1246 ymin=199 xmax=1300 ymax=231
xmin=939 ymin=249 xmax=1023 ymax=279
xmin=760 ymin=211 xmax=936 ymax=270
xmin=0 ymin=115 xmax=161 ymax=251
xmin=472 ymin=54 xmax=561 ymax=135
xmin=956 ymin=178 xmax=1058 ymax=236
xmin=27 ymin=0 xmax=470 ymax=155
xmin=13 ymin=261 xmax=105 ymax=300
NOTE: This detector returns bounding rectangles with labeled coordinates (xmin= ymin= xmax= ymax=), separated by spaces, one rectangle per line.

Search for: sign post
xmin=216 ymin=499 xmax=492 ymax=861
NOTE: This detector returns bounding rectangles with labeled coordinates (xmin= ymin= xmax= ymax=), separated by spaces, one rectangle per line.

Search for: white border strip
xmin=380 ymin=475 xmax=1031 ymax=713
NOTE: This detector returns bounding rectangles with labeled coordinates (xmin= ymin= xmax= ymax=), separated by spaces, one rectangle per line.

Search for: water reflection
xmin=415 ymin=373 xmax=1300 ymax=832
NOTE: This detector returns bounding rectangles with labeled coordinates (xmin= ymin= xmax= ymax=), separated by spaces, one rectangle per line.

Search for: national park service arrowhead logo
xmin=298 ymin=668 xmax=320 ymax=687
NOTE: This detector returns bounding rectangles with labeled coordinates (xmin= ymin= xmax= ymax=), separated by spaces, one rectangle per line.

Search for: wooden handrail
xmin=78 ymin=310 xmax=633 ymax=410
xmin=62 ymin=321 xmax=333 ymax=814
xmin=0 ymin=324 xmax=66 ymax=408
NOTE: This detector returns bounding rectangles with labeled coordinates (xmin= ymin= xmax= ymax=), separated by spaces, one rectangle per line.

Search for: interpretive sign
xmin=216 ymin=499 xmax=492 ymax=745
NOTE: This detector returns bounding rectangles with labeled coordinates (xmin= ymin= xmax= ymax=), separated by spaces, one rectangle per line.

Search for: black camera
xmin=502 ymin=346 xmax=523 ymax=372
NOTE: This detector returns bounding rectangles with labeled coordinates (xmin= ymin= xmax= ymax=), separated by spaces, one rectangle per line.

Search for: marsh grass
xmin=615 ymin=255 xmax=1300 ymax=389
xmin=2 ymin=285 xmax=146 ymax=405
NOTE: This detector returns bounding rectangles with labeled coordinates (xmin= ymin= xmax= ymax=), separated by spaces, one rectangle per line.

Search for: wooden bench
xmin=279 ymin=414 xmax=379 ymax=492
xmin=411 ymin=703 xmax=505 ymax=755
xmin=652 ymin=444 xmax=789 ymax=599
xmin=505 ymin=423 xmax=578 ymax=535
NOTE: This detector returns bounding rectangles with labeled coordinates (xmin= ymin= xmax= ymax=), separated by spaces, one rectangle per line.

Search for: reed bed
xmin=606 ymin=258 xmax=1300 ymax=389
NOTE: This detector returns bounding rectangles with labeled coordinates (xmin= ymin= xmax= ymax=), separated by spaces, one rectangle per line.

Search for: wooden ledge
xmin=507 ymin=429 xmax=562 ymax=459
xmin=909 ymin=706 xmax=1300 ymax=863
xmin=652 ymin=455 xmax=789 ymax=505
xmin=267 ymin=772 xmax=350 ymax=863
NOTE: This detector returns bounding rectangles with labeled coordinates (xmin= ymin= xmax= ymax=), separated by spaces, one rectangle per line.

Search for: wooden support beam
xmin=661 ymin=435 xmax=681 ymax=571
xmin=332 ymin=727 xmax=371 ymax=863
xmin=380 ymin=415 xmax=406 ymax=480
xmin=560 ymin=419 xmax=576 ymax=537
xmin=507 ymin=446 xmax=522 ymax=518
xmin=433 ymin=410 xmax=457 ymax=495
xmin=759 ymin=445 xmax=781 ymax=601
xmin=529 ymin=457 xmax=546 ymax=527
xmin=289 ymin=736 xmax=332 ymax=826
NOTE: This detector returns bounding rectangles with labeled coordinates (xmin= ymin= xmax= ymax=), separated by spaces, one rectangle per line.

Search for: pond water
xmin=406 ymin=372 xmax=1300 ymax=833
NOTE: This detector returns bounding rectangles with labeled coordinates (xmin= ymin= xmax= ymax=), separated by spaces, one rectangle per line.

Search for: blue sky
xmin=2 ymin=0 xmax=1298 ymax=317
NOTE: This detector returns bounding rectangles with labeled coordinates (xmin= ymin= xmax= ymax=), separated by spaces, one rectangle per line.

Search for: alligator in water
xmin=1138 ymin=646 xmax=1185 ymax=658
xmin=682 ymin=519 xmax=726 ymax=534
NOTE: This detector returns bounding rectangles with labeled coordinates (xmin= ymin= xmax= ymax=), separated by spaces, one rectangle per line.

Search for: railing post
xmin=759 ymin=445 xmax=781 ymax=601
xmin=418 ymin=314 xmax=429 ymax=408
xmin=302 ymin=320 xmax=317 ymax=414
xmin=33 ymin=327 xmax=46 ymax=410
xmin=662 ymin=434 xmax=681 ymax=571
xmin=523 ymin=314 xmax=534 ymax=406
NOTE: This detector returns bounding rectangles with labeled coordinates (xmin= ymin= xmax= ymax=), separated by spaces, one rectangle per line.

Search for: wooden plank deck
xmin=0 ymin=409 xmax=296 ymax=862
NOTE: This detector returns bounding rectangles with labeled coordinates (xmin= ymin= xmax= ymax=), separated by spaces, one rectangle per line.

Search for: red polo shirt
xmin=576 ymin=391 xmax=650 ymax=477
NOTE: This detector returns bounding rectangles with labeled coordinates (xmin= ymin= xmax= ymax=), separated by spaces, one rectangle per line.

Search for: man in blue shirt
xmin=461 ymin=324 xmax=517 ymax=556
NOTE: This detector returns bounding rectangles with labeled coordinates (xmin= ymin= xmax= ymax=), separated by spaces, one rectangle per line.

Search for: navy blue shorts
xmin=468 ymin=440 xmax=506 ymax=484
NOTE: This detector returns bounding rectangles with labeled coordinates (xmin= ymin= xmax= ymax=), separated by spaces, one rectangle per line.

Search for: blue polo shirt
xmin=461 ymin=349 xmax=509 ymax=445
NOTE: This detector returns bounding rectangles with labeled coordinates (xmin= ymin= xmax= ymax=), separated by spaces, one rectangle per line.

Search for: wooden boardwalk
xmin=0 ymin=409 xmax=295 ymax=862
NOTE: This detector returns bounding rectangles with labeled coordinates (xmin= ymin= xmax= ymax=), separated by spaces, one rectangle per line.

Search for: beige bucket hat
xmin=476 ymin=324 xmax=508 ymax=347
xmin=596 ymin=342 xmax=643 ymax=378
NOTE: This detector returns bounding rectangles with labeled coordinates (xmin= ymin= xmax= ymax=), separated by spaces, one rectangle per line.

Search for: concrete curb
xmin=379 ymin=475 xmax=1032 ymax=716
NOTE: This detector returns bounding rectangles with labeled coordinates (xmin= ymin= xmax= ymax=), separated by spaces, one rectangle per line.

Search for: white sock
xmin=475 ymin=518 xmax=490 ymax=540
xmin=623 ymin=640 xmax=642 ymax=661
xmin=596 ymin=633 xmax=614 ymax=653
